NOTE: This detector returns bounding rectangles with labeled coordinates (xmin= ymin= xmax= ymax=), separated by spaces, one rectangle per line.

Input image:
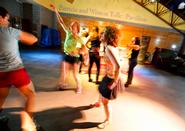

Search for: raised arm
xmin=128 ymin=44 xmax=140 ymax=50
xmin=50 ymin=4 xmax=68 ymax=31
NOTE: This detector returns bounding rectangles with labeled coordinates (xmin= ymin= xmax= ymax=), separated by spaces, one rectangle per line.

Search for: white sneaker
xmin=20 ymin=111 xmax=36 ymax=131
xmin=97 ymin=120 xmax=109 ymax=129
xmin=76 ymin=87 xmax=82 ymax=94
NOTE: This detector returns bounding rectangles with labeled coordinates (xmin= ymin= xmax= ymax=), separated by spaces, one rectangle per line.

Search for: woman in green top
xmin=51 ymin=4 xmax=88 ymax=93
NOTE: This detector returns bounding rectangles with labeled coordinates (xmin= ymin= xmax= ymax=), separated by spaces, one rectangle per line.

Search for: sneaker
xmin=0 ymin=115 xmax=9 ymax=124
xmin=76 ymin=87 xmax=82 ymax=94
xmin=124 ymin=83 xmax=129 ymax=88
xmin=88 ymin=78 xmax=93 ymax=82
xmin=95 ymin=81 xmax=100 ymax=85
xmin=90 ymin=102 xmax=101 ymax=108
xmin=97 ymin=120 xmax=109 ymax=129
xmin=21 ymin=111 xmax=36 ymax=131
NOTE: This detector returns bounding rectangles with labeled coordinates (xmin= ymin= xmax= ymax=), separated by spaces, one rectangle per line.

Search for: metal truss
xmin=133 ymin=0 xmax=185 ymax=34
xmin=133 ymin=0 xmax=185 ymax=55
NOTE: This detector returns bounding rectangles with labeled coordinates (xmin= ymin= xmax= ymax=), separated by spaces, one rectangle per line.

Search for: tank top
xmin=130 ymin=49 xmax=140 ymax=59
xmin=89 ymin=37 xmax=101 ymax=53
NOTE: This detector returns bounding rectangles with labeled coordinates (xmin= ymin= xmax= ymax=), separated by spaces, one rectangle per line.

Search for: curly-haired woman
xmin=92 ymin=26 xmax=121 ymax=129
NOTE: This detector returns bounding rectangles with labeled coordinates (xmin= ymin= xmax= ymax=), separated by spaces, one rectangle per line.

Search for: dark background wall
xmin=0 ymin=0 xmax=22 ymax=17
xmin=0 ymin=0 xmax=56 ymax=37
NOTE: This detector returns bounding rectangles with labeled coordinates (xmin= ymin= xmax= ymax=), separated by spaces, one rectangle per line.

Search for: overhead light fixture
xmin=150 ymin=0 xmax=160 ymax=3
xmin=150 ymin=0 xmax=156 ymax=2
xmin=171 ymin=44 xmax=177 ymax=49
xmin=155 ymin=38 xmax=161 ymax=45
xmin=178 ymin=2 xmax=185 ymax=10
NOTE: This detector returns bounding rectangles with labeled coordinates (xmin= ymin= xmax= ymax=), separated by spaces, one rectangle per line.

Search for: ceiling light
xmin=178 ymin=2 xmax=185 ymax=9
xmin=171 ymin=44 xmax=177 ymax=49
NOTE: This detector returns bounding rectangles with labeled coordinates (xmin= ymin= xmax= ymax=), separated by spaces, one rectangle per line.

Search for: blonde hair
xmin=70 ymin=21 xmax=80 ymax=33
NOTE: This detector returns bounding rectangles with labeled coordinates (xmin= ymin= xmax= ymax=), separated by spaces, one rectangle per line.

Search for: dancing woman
xmin=92 ymin=26 xmax=120 ymax=129
xmin=51 ymin=4 xmax=88 ymax=93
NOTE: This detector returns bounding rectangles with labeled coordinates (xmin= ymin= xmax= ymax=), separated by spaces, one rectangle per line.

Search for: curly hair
xmin=104 ymin=26 xmax=119 ymax=47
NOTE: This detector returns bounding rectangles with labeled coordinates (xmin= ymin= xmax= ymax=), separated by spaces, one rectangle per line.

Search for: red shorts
xmin=0 ymin=68 xmax=31 ymax=88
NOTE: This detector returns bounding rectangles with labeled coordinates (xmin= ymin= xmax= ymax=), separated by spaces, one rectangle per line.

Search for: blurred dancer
xmin=125 ymin=37 xmax=140 ymax=87
xmin=88 ymin=26 xmax=101 ymax=84
xmin=0 ymin=6 xmax=38 ymax=131
xmin=51 ymin=4 xmax=88 ymax=93
xmin=79 ymin=29 xmax=89 ymax=73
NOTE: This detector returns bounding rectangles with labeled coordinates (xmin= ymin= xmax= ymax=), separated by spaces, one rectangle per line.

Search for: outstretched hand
xmin=50 ymin=4 xmax=55 ymax=10
xmin=50 ymin=3 xmax=66 ymax=30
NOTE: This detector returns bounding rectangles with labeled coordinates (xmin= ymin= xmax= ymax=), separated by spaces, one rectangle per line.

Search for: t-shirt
xmin=63 ymin=29 xmax=84 ymax=57
xmin=0 ymin=27 xmax=23 ymax=72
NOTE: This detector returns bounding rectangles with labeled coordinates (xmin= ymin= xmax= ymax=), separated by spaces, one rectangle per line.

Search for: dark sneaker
xmin=88 ymin=79 xmax=93 ymax=82
xmin=95 ymin=81 xmax=100 ymax=85
xmin=124 ymin=83 xmax=129 ymax=88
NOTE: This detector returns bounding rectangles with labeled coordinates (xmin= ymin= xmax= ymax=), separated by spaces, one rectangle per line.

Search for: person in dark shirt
xmin=125 ymin=37 xmax=141 ymax=88
xmin=88 ymin=26 xmax=101 ymax=84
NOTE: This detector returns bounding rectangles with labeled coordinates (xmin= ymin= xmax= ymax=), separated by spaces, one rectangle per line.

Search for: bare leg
xmin=72 ymin=63 xmax=82 ymax=93
xmin=58 ymin=61 xmax=70 ymax=88
xmin=0 ymin=87 xmax=10 ymax=124
xmin=58 ymin=61 xmax=65 ymax=86
xmin=17 ymin=81 xmax=35 ymax=117
xmin=91 ymin=94 xmax=102 ymax=107
xmin=0 ymin=87 xmax=10 ymax=111
xmin=102 ymin=97 xmax=110 ymax=121
xmin=97 ymin=96 xmax=110 ymax=129
xmin=17 ymin=81 xmax=36 ymax=131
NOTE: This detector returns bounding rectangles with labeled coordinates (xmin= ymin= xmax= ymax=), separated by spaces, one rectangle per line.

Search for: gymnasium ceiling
xmin=24 ymin=0 xmax=185 ymax=32
xmin=134 ymin=0 xmax=185 ymax=34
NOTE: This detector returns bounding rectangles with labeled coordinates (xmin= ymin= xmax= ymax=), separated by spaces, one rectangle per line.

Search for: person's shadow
xmin=1 ymin=105 xmax=101 ymax=131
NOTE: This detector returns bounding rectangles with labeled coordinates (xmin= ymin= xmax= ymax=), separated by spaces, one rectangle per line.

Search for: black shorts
xmin=98 ymin=76 xmax=114 ymax=100
xmin=79 ymin=54 xmax=84 ymax=62
xmin=63 ymin=53 xmax=80 ymax=64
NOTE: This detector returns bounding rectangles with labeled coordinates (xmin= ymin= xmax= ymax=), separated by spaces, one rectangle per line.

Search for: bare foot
xmin=76 ymin=87 xmax=82 ymax=94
